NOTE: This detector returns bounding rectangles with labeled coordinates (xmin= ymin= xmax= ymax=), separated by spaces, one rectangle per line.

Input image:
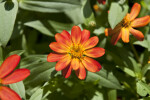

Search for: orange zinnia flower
xmin=0 ymin=54 xmax=30 ymax=100
xmin=47 ymin=26 xmax=105 ymax=80
xmin=105 ymin=3 xmax=150 ymax=45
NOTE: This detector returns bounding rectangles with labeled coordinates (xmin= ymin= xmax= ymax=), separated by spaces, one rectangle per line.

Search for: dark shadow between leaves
xmin=83 ymin=0 xmax=92 ymax=18
xmin=4 ymin=0 xmax=14 ymax=11
xmin=119 ymin=4 xmax=125 ymax=12
xmin=50 ymin=69 xmax=58 ymax=78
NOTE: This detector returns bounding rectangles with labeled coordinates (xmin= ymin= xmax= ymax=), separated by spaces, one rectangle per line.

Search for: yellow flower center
xmin=69 ymin=44 xmax=84 ymax=59
xmin=120 ymin=14 xmax=131 ymax=28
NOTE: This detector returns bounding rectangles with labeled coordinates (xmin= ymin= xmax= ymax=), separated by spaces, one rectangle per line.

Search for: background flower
xmin=105 ymin=3 xmax=150 ymax=45
xmin=0 ymin=55 xmax=30 ymax=100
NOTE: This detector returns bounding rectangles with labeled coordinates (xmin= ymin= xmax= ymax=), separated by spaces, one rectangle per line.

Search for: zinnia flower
xmin=105 ymin=3 xmax=150 ymax=45
xmin=97 ymin=0 xmax=106 ymax=5
xmin=47 ymin=26 xmax=105 ymax=80
xmin=0 ymin=54 xmax=30 ymax=100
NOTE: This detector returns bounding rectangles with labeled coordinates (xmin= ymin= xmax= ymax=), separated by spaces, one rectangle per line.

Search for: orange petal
xmin=71 ymin=26 xmax=81 ymax=44
xmin=82 ymin=57 xmax=101 ymax=72
xmin=75 ymin=62 xmax=86 ymax=80
xmin=82 ymin=36 xmax=99 ymax=50
xmin=84 ymin=47 xmax=105 ymax=58
xmin=129 ymin=3 xmax=141 ymax=21
xmin=1 ymin=69 xmax=30 ymax=85
xmin=0 ymin=86 xmax=21 ymax=100
xmin=121 ymin=28 xmax=130 ymax=43
xmin=111 ymin=31 xmax=121 ymax=45
xmin=131 ymin=16 xmax=150 ymax=28
xmin=55 ymin=54 xmax=71 ymax=71
xmin=81 ymin=29 xmax=90 ymax=44
xmin=47 ymin=53 xmax=65 ymax=62
xmin=62 ymin=65 xmax=72 ymax=78
xmin=129 ymin=28 xmax=144 ymax=41
xmin=0 ymin=55 xmax=20 ymax=79
xmin=55 ymin=33 xmax=71 ymax=47
xmin=70 ymin=58 xmax=80 ymax=70
xmin=49 ymin=42 xmax=68 ymax=53
xmin=61 ymin=30 xmax=71 ymax=40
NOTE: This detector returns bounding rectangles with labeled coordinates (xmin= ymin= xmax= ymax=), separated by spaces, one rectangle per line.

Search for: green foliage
xmin=0 ymin=0 xmax=18 ymax=47
xmin=0 ymin=0 xmax=150 ymax=99
xmin=108 ymin=2 xmax=128 ymax=29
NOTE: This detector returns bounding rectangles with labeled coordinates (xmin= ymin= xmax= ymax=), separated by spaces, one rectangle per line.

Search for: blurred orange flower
xmin=0 ymin=54 xmax=30 ymax=100
xmin=105 ymin=3 xmax=150 ymax=45
xmin=47 ymin=26 xmax=105 ymax=79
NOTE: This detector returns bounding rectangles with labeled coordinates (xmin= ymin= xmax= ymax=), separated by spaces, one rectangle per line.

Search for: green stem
xmin=130 ymin=43 xmax=140 ymax=63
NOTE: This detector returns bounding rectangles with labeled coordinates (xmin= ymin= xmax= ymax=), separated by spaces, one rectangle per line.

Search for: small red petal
xmin=70 ymin=58 xmax=80 ymax=70
xmin=81 ymin=29 xmax=90 ymax=44
xmin=129 ymin=3 xmax=141 ymax=21
xmin=62 ymin=65 xmax=72 ymax=78
xmin=1 ymin=69 xmax=30 ymax=85
xmin=0 ymin=55 xmax=20 ymax=78
xmin=75 ymin=62 xmax=86 ymax=80
xmin=131 ymin=16 xmax=150 ymax=28
xmin=82 ymin=36 xmax=99 ymax=50
xmin=82 ymin=57 xmax=101 ymax=72
xmin=0 ymin=86 xmax=21 ymax=100
xmin=71 ymin=26 xmax=82 ymax=44
xmin=49 ymin=42 xmax=68 ymax=53
xmin=129 ymin=28 xmax=144 ymax=41
xmin=84 ymin=47 xmax=105 ymax=58
xmin=55 ymin=54 xmax=71 ymax=71
xmin=121 ymin=28 xmax=130 ymax=43
xmin=47 ymin=53 xmax=64 ymax=62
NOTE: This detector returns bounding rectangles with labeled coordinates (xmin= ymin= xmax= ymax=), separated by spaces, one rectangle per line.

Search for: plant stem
xmin=130 ymin=43 xmax=140 ymax=63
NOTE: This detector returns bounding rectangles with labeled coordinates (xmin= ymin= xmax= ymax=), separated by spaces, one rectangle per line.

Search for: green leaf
xmin=108 ymin=89 xmax=117 ymax=100
xmin=81 ymin=0 xmax=95 ymax=27
xmin=128 ymin=57 xmax=141 ymax=74
xmin=0 ymin=46 xmax=3 ymax=61
xmin=91 ymin=91 xmax=104 ymax=100
xmin=24 ymin=20 xmax=74 ymax=36
xmin=108 ymin=3 xmax=128 ymax=29
xmin=7 ymin=50 xmax=25 ymax=56
xmin=116 ymin=65 xmax=135 ymax=77
xmin=136 ymin=81 xmax=150 ymax=97
xmin=86 ymin=68 xmax=122 ymax=90
xmin=0 ymin=0 xmax=18 ymax=47
xmin=19 ymin=0 xmax=81 ymax=13
xmin=9 ymin=81 xmax=26 ymax=100
xmin=29 ymin=88 xmax=43 ymax=100
xmin=20 ymin=55 xmax=57 ymax=87
xmin=134 ymin=40 xmax=150 ymax=51
xmin=141 ymin=64 xmax=150 ymax=77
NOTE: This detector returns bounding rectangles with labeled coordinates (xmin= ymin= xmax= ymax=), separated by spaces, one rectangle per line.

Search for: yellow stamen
xmin=120 ymin=14 xmax=131 ymax=28
xmin=69 ymin=44 xmax=84 ymax=59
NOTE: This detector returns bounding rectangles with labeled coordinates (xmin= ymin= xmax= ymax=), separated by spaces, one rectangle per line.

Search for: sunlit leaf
xmin=29 ymin=88 xmax=43 ymax=100
xmin=9 ymin=81 xmax=26 ymax=99
xmin=86 ymin=68 xmax=122 ymax=90
xmin=137 ymin=81 xmax=150 ymax=97
xmin=19 ymin=0 xmax=81 ymax=13
xmin=108 ymin=3 xmax=128 ymax=29
xmin=0 ymin=0 xmax=18 ymax=47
